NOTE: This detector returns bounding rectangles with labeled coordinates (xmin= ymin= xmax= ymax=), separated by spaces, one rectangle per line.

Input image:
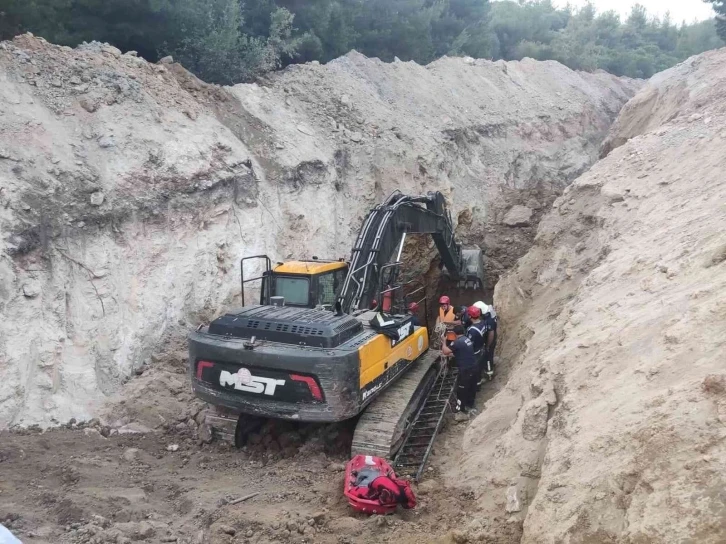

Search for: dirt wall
xmin=451 ymin=48 xmax=726 ymax=543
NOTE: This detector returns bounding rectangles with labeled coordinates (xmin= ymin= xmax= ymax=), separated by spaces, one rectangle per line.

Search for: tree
xmin=705 ymin=0 xmax=726 ymax=40
xmin=0 ymin=0 xmax=723 ymax=83
xmin=677 ymin=18 xmax=724 ymax=58
xmin=163 ymin=0 xmax=299 ymax=84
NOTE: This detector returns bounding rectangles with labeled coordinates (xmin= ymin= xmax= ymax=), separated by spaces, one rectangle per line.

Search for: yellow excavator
xmin=188 ymin=191 xmax=484 ymax=462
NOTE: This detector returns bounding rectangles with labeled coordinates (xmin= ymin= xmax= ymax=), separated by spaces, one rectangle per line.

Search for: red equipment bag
xmin=344 ymin=455 xmax=417 ymax=514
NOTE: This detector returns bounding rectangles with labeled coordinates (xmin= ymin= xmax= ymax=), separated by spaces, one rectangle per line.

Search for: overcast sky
xmin=560 ymin=0 xmax=716 ymax=23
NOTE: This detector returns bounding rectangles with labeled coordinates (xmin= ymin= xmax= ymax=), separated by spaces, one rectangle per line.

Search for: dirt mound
xmin=451 ymin=48 xmax=726 ymax=542
xmin=0 ymin=34 xmax=639 ymax=428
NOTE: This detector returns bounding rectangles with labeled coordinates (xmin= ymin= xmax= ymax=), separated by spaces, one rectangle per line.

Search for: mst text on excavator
xmin=188 ymin=191 xmax=484 ymax=460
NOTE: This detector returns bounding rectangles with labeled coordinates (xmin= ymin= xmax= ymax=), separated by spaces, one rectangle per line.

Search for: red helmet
xmin=439 ymin=295 xmax=450 ymax=305
xmin=408 ymin=302 xmax=419 ymax=312
xmin=468 ymin=305 xmax=481 ymax=319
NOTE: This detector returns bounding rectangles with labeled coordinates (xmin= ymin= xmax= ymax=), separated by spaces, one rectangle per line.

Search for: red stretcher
xmin=343 ymin=454 xmax=417 ymax=514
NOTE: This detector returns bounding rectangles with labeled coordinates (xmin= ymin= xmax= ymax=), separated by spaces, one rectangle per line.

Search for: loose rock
xmin=22 ymin=282 xmax=41 ymax=298
xmin=521 ymin=398 xmax=549 ymax=441
xmin=502 ymin=205 xmax=534 ymax=227
xmin=90 ymin=191 xmax=105 ymax=205
xmin=122 ymin=448 xmax=139 ymax=462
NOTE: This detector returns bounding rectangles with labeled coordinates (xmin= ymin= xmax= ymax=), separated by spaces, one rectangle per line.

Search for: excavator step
xmin=393 ymin=367 xmax=458 ymax=481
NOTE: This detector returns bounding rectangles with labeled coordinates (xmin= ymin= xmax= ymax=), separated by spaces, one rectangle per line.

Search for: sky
xmin=560 ymin=0 xmax=716 ymax=23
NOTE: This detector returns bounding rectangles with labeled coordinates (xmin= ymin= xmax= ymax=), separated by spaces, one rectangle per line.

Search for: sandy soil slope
xmin=452 ymin=47 xmax=726 ymax=543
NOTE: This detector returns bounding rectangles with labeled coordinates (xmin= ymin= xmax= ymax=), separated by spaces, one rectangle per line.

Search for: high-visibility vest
xmin=439 ymin=306 xmax=457 ymax=341
xmin=439 ymin=306 xmax=455 ymax=322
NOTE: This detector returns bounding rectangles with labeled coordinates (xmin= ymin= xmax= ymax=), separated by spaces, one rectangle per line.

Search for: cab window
xmin=273 ymin=276 xmax=310 ymax=306
xmin=317 ymin=269 xmax=346 ymax=307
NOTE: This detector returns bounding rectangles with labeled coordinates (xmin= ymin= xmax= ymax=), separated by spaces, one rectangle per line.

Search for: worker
xmin=407 ymin=302 xmax=421 ymax=327
xmin=484 ymin=304 xmax=498 ymax=378
xmin=441 ymin=325 xmax=478 ymax=415
xmin=488 ymin=303 xmax=498 ymax=322
xmin=436 ymin=295 xmax=459 ymax=347
xmin=458 ymin=305 xmax=472 ymax=328
xmin=465 ymin=305 xmax=489 ymax=389
xmin=473 ymin=301 xmax=496 ymax=380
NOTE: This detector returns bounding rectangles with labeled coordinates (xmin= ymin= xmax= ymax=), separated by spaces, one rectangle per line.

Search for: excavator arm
xmin=337 ymin=191 xmax=484 ymax=314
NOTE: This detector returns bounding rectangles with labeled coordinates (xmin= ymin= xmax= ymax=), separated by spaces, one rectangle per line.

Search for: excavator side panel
xmin=357 ymin=326 xmax=429 ymax=399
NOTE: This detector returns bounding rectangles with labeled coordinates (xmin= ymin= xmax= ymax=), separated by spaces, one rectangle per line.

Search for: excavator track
xmin=351 ymin=351 xmax=441 ymax=459
xmin=204 ymin=406 xmax=265 ymax=447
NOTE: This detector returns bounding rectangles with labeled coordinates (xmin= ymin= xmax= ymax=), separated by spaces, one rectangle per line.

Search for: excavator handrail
xmin=403 ymin=282 xmax=429 ymax=330
xmin=240 ymin=254 xmax=272 ymax=307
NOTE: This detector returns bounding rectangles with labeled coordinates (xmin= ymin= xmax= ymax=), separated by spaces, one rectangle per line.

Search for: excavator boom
xmin=338 ymin=190 xmax=484 ymax=313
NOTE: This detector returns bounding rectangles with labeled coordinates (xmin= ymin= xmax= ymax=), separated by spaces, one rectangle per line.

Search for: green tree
xmin=677 ymin=18 xmax=724 ymax=58
xmin=705 ymin=0 xmax=726 ymax=40
xmin=489 ymin=0 xmax=722 ymax=78
xmin=1 ymin=0 xmax=723 ymax=84
xmin=164 ymin=0 xmax=298 ymax=84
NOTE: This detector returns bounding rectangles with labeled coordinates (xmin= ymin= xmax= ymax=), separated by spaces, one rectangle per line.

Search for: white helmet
xmin=473 ymin=301 xmax=490 ymax=315
xmin=488 ymin=305 xmax=497 ymax=319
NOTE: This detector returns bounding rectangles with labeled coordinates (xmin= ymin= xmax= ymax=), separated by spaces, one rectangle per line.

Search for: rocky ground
xmin=0 ymin=343 xmax=505 ymax=544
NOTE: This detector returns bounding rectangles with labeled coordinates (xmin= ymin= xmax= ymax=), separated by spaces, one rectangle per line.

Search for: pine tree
xmin=706 ymin=1 xmax=726 ymax=40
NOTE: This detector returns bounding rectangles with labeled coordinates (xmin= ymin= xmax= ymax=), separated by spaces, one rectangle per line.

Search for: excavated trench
xmin=0 ymin=34 xmax=652 ymax=544
xmin=3 ymin=35 xmax=724 ymax=544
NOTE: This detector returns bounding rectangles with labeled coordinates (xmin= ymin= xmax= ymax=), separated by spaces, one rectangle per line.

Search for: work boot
xmin=486 ymin=371 xmax=494 ymax=381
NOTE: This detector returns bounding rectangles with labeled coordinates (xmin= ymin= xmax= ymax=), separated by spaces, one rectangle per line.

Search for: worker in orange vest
xmin=436 ymin=295 xmax=459 ymax=347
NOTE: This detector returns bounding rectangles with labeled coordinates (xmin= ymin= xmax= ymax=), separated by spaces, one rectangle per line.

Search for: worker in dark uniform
xmin=441 ymin=325 xmax=478 ymax=414
xmin=484 ymin=304 xmax=498 ymax=379
xmin=465 ymin=305 xmax=489 ymax=389
xmin=407 ymin=302 xmax=421 ymax=327
xmin=458 ymin=305 xmax=472 ymax=328
xmin=474 ymin=301 xmax=497 ymax=380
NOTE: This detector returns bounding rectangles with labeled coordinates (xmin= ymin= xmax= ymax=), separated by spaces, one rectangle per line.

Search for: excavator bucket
xmin=459 ymin=247 xmax=485 ymax=289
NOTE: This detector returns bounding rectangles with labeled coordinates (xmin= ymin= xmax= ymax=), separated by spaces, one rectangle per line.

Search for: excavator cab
xmin=240 ymin=255 xmax=348 ymax=310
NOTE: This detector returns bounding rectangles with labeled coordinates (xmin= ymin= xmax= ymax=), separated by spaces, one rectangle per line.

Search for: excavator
xmin=188 ymin=191 xmax=484 ymax=466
